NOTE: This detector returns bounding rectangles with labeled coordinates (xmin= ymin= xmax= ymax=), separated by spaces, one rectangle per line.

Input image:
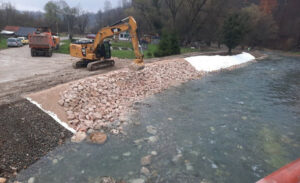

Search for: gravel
xmin=59 ymin=59 xmax=202 ymax=133
xmin=0 ymin=100 xmax=72 ymax=179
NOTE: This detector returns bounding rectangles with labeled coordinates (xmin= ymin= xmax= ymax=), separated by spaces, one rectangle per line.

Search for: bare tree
xmin=77 ymin=11 xmax=89 ymax=34
xmin=164 ymin=0 xmax=185 ymax=29
xmin=104 ymin=0 xmax=112 ymax=12
xmin=44 ymin=1 xmax=61 ymax=31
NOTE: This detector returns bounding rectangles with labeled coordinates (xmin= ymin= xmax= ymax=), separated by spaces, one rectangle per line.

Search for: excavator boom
xmin=70 ymin=16 xmax=144 ymax=71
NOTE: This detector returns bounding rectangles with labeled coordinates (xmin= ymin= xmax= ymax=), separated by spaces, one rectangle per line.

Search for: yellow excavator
xmin=70 ymin=16 xmax=144 ymax=71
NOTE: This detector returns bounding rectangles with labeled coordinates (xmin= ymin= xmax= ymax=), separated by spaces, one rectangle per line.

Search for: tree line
xmin=0 ymin=0 xmax=299 ymax=50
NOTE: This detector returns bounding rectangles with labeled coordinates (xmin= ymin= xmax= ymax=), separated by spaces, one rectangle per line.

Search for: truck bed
xmin=29 ymin=33 xmax=52 ymax=48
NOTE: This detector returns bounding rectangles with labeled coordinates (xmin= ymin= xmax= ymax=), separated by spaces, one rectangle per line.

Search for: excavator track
xmin=72 ymin=60 xmax=89 ymax=69
xmin=87 ymin=60 xmax=115 ymax=71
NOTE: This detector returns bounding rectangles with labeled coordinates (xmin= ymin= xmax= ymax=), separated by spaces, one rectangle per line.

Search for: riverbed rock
xmin=141 ymin=155 xmax=152 ymax=166
xmin=0 ymin=178 xmax=7 ymax=183
xmin=98 ymin=176 xmax=116 ymax=183
xmin=123 ymin=152 xmax=131 ymax=157
xmin=110 ymin=129 xmax=120 ymax=135
xmin=148 ymin=136 xmax=159 ymax=143
xmin=71 ymin=132 xmax=87 ymax=143
xmin=28 ymin=177 xmax=35 ymax=183
xmin=151 ymin=151 xmax=158 ymax=156
xmin=89 ymin=132 xmax=107 ymax=144
xmin=134 ymin=138 xmax=144 ymax=145
xmin=146 ymin=125 xmax=157 ymax=135
xmin=129 ymin=178 xmax=145 ymax=183
xmin=140 ymin=167 xmax=150 ymax=176
xmin=172 ymin=153 xmax=183 ymax=163
xmin=185 ymin=160 xmax=194 ymax=171
xmin=52 ymin=159 xmax=58 ymax=164
xmin=200 ymin=179 xmax=212 ymax=183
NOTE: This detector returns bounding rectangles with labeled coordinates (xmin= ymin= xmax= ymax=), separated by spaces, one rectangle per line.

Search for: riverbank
xmin=52 ymin=59 xmax=202 ymax=134
xmin=27 ymin=52 xmax=257 ymax=138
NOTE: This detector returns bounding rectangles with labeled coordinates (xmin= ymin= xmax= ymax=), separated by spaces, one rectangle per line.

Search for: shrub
xmin=146 ymin=52 xmax=153 ymax=57
xmin=154 ymin=32 xmax=180 ymax=57
xmin=222 ymin=13 xmax=248 ymax=55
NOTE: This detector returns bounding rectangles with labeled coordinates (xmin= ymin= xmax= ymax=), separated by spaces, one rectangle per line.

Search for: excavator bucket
xmin=130 ymin=58 xmax=145 ymax=71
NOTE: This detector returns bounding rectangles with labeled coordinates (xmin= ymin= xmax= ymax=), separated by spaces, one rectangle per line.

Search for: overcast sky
xmin=1 ymin=0 xmax=121 ymax=13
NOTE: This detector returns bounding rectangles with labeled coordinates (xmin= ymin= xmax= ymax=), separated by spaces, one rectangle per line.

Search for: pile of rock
xmin=59 ymin=59 xmax=201 ymax=133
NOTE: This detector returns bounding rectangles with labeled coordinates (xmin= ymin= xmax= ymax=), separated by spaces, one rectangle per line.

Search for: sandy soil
xmin=27 ymin=84 xmax=71 ymax=131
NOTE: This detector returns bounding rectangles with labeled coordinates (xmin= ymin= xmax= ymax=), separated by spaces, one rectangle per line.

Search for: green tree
xmin=222 ymin=13 xmax=248 ymax=55
xmin=44 ymin=1 xmax=60 ymax=31
xmin=154 ymin=32 xmax=180 ymax=57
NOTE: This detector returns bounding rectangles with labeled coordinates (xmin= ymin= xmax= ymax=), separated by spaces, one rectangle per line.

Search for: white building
xmin=114 ymin=31 xmax=130 ymax=41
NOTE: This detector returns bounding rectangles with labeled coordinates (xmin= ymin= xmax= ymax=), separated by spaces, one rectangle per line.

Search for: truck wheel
xmin=31 ymin=49 xmax=35 ymax=57
xmin=48 ymin=49 xmax=53 ymax=57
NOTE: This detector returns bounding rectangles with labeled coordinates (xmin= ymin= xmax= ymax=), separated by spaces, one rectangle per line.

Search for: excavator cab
xmin=96 ymin=41 xmax=111 ymax=59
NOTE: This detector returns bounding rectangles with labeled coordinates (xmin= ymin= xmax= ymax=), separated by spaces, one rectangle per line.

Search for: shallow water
xmin=14 ymin=53 xmax=300 ymax=183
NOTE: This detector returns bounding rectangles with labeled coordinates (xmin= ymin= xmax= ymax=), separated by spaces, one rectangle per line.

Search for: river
xmin=14 ymin=53 xmax=300 ymax=183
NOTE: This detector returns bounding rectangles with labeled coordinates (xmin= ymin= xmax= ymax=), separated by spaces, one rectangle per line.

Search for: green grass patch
xmin=181 ymin=47 xmax=200 ymax=54
xmin=111 ymin=50 xmax=136 ymax=59
xmin=143 ymin=44 xmax=157 ymax=58
xmin=111 ymin=44 xmax=201 ymax=59
xmin=55 ymin=39 xmax=71 ymax=54
xmin=111 ymin=41 xmax=133 ymax=48
xmin=0 ymin=37 xmax=7 ymax=49
xmin=110 ymin=42 xmax=158 ymax=59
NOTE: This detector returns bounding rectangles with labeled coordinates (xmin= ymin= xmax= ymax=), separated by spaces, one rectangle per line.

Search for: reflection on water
xmin=14 ymin=54 xmax=300 ymax=183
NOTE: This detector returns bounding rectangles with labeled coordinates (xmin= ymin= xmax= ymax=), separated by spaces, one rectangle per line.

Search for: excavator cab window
xmin=96 ymin=41 xmax=111 ymax=59
xmin=103 ymin=41 xmax=111 ymax=59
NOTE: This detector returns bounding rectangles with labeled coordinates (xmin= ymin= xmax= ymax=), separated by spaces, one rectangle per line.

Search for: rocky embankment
xmin=58 ymin=59 xmax=202 ymax=135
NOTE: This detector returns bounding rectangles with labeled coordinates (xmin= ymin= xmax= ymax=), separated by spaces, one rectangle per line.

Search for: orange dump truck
xmin=29 ymin=28 xmax=60 ymax=57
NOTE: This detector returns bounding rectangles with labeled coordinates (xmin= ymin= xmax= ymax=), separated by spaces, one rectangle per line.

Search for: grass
xmin=108 ymin=42 xmax=202 ymax=59
xmin=111 ymin=50 xmax=136 ymax=59
xmin=111 ymin=41 xmax=133 ymax=48
xmin=0 ymin=37 xmax=7 ymax=49
xmin=181 ymin=47 xmax=200 ymax=54
xmin=54 ymin=40 xmax=71 ymax=54
xmin=56 ymin=39 xmax=201 ymax=59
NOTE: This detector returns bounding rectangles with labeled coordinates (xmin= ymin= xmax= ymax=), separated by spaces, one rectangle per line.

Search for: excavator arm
xmin=92 ymin=16 xmax=144 ymax=68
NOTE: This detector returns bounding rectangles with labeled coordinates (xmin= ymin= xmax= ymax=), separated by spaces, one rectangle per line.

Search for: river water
xmin=14 ymin=53 xmax=300 ymax=183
